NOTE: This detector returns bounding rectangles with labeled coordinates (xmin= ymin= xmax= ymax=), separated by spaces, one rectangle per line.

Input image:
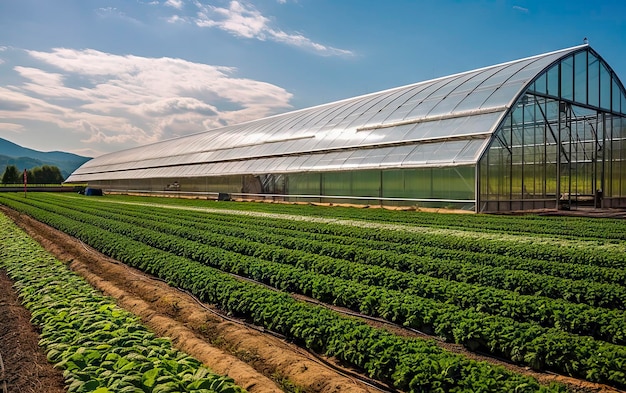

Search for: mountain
xmin=0 ymin=137 xmax=91 ymax=180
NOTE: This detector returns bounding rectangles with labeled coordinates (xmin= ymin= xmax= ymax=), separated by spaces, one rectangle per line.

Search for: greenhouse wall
xmin=91 ymin=166 xmax=476 ymax=210
xmin=286 ymin=166 xmax=476 ymax=209
xmin=479 ymin=48 xmax=626 ymax=212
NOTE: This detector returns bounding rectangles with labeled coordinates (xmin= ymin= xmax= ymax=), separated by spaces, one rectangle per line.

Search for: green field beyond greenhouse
xmin=1 ymin=192 xmax=625 ymax=393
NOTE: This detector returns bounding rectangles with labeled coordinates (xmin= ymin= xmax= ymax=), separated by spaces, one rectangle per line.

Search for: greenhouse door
xmin=558 ymin=103 xmax=604 ymax=209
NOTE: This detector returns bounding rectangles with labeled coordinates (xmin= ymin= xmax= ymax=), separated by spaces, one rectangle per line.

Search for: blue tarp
xmin=84 ymin=187 xmax=103 ymax=196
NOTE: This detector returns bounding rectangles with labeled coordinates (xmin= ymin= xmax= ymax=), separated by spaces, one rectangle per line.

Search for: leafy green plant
xmin=0 ymin=212 xmax=245 ymax=393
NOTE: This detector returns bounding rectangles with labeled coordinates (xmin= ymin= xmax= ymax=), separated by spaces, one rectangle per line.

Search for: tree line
xmin=1 ymin=164 xmax=64 ymax=185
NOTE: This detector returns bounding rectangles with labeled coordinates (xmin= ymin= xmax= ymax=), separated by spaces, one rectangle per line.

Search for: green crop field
xmin=0 ymin=211 xmax=246 ymax=393
xmin=1 ymin=192 xmax=625 ymax=392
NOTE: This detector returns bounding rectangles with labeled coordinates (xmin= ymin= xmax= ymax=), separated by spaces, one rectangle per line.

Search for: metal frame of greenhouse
xmin=66 ymin=44 xmax=626 ymax=213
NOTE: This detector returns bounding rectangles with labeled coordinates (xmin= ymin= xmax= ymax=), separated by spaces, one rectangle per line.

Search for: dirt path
xmin=1 ymin=207 xmax=380 ymax=393
xmin=2 ymin=205 xmax=623 ymax=393
xmin=0 ymin=270 xmax=66 ymax=393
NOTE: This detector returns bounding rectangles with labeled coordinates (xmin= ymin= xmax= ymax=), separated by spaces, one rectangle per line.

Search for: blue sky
xmin=0 ymin=0 xmax=625 ymax=157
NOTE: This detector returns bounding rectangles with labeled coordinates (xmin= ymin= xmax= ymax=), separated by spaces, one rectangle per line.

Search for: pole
xmin=23 ymin=169 xmax=27 ymax=198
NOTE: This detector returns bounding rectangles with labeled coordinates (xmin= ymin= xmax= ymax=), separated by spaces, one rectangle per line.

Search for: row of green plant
xmin=76 ymin=198 xmax=626 ymax=287
xmin=2 ymin=195 xmax=624 ymax=388
xmin=28 ymin=194 xmax=626 ymax=313
xmin=36 ymin=195 xmax=626 ymax=344
xmin=73 ymin=193 xmax=626 ymax=269
xmin=100 ymin=193 xmax=626 ymax=241
xmin=0 ymin=195 xmax=566 ymax=392
xmin=0 ymin=213 xmax=245 ymax=393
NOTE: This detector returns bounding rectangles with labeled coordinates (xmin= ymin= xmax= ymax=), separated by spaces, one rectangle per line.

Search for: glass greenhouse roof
xmin=67 ymin=45 xmax=603 ymax=183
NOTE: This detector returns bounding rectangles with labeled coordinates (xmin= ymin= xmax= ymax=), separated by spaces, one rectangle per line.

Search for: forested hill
xmin=0 ymin=137 xmax=91 ymax=179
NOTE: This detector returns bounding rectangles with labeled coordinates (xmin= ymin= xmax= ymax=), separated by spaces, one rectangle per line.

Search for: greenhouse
xmin=66 ymin=44 xmax=626 ymax=212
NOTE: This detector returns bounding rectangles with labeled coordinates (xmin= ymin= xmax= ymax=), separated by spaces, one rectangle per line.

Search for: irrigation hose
xmin=77 ymin=239 xmax=396 ymax=393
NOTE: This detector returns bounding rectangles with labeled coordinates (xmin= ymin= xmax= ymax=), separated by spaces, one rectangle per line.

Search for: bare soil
xmin=1 ymin=205 xmax=623 ymax=393
xmin=0 ymin=270 xmax=66 ymax=393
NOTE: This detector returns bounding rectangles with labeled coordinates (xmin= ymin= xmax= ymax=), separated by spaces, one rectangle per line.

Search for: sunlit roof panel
xmin=67 ymin=45 xmax=592 ymax=184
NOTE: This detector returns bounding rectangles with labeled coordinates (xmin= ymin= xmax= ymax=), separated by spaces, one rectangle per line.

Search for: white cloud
xmin=165 ymin=0 xmax=184 ymax=9
xmin=513 ymin=5 xmax=529 ymax=13
xmin=167 ymin=14 xmax=186 ymax=23
xmin=0 ymin=122 xmax=24 ymax=133
xmin=193 ymin=1 xmax=353 ymax=57
xmin=96 ymin=7 xmax=142 ymax=24
xmin=1 ymin=48 xmax=293 ymax=154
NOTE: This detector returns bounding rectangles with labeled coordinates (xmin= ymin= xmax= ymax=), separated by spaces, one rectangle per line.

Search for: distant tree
xmin=1 ymin=165 xmax=20 ymax=184
xmin=24 ymin=165 xmax=64 ymax=184
xmin=41 ymin=165 xmax=64 ymax=183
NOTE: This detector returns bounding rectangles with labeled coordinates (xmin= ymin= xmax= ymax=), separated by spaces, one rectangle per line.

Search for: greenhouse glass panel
xmin=320 ymin=152 xmax=353 ymax=170
xmin=315 ymin=154 xmax=337 ymax=171
xmin=360 ymin=88 xmax=418 ymax=125
xmin=286 ymin=173 xmax=320 ymax=195
xmin=334 ymin=109 xmax=370 ymax=130
xmin=387 ymin=123 xmax=419 ymax=141
xmin=481 ymin=82 xmax=528 ymax=109
xmin=301 ymin=154 xmax=323 ymax=171
xmin=600 ymin=63 xmax=611 ymax=110
xmin=612 ymin=79 xmax=621 ymax=114
xmin=431 ymin=166 xmax=474 ymax=200
xmin=352 ymin=149 xmax=386 ymax=168
xmin=401 ymin=144 xmax=429 ymax=166
xmin=283 ymin=156 xmax=310 ymax=172
xmin=381 ymin=170 xmax=407 ymax=198
xmin=547 ymin=64 xmax=560 ymax=97
xmin=574 ymin=51 xmax=587 ymax=104
xmin=344 ymin=149 xmax=371 ymax=169
xmin=384 ymin=85 xmax=431 ymax=109
xmin=403 ymin=97 xmax=444 ymax=119
xmin=441 ymin=71 xmax=491 ymax=96
xmin=454 ymin=138 xmax=489 ymax=162
xmin=287 ymin=108 xmax=333 ymax=133
xmin=342 ymin=155 xmax=368 ymax=169
xmin=307 ymin=132 xmax=339 ymax=151
xmin=274 ymin=139 xmax=302 ymax=156
xmin=402 ymin=169 xmax=432 ymax=199
xmin=352 ymin=170 xmax=381 ymax=197
xmin=533 ymin=73 xmax=547 ymax=94
xmin=401 ymin=121 xmax=436 ymax=141
xmin=227 ymin=160 xmax=254 ymax=174
xmin=309 ymin=106 xmax=353 ymax=133
xmin=428 ymin=140 xmax=471 ymax=163
xmin=561 ymin=57 xmax=574 ymax=100
xmin=253 ymin=158 xmax=278 ymax=173
xmin=452 ymin=86 xmax=498 ymax=112
xmin=426 ymin=92 xmax=469 ymax=117
xmin=355 ymin=129 xmax=392 ymax=146
xmin=269 ymin=156 xmax=292 ymax=172
xmin=442 ymin=116 xmax=474 ymax=136
xmin=382 ymin=104 xmax=420 ymax=124
xmin=588 ymin=53 xmax=600 ymax=107
xmin=478 ymin=65 xmax=522 ymax=88
xmin=380 ymin=145 xmax=418 ymax=166
xmin=344 ymin=102 xmax=393 ymax=130
xmin=321 ymin=172 xmax=350 ymax=196
xmin=211 ymin=162 xmax=229 ymax=174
